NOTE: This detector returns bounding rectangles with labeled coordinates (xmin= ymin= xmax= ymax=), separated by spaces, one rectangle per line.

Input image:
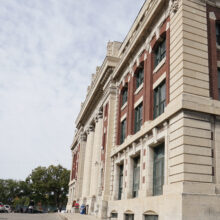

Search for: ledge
xmin=111 ymin=95 xmax=183 ymax=157
xmin=134 ymin=83 xmax=143 ymax=95
xmin=121 ymin=102 xmax=127 ymax=111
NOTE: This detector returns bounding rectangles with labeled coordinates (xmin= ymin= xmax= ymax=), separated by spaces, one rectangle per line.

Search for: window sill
xmin=121 ymin=102 xmax=127 ymax=111
xmin=134 ymin=83 xmax=143 ymax=95
xmin=217 ymin=44 xmax=220 ymax=50
xmin=153 ymin=57 xmax=166 ymax=74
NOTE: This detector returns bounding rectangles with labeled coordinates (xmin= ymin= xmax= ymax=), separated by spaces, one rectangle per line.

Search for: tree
xmin=26 ymin=165 xmax=70 ymax=209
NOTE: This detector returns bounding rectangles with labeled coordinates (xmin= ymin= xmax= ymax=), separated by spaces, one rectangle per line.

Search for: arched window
xmin=143 ymin=211 xmax=158 ymax=220
xmin=111 ymin=211 xmax=118 ymax=218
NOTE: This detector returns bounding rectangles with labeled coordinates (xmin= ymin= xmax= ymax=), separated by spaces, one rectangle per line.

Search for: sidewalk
xmin=59 ymin=213 xmax=100 ymax=220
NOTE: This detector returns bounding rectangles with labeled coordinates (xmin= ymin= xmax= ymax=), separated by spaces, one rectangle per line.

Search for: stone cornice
xmin=75 ymin=56 xmax=120 ymax=128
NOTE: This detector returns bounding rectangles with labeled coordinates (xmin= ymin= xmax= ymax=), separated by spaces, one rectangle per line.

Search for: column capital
xmin=80 ymin=133 xmax=87 ymax=142
xmin=87 ymin=124 xmax=95 ymax=134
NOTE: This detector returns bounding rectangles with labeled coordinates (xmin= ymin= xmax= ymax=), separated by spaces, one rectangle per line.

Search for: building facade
xmin=66 ymin=0 xmax=220 ymax=219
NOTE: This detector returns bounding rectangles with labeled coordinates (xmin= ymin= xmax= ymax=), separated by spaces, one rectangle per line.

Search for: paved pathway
xmin=60 ymin=213 xmax=100 ymax=220
xmin=0 ymin=213 xmax=61 ymax=220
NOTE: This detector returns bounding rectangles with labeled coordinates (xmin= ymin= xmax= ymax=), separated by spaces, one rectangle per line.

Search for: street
xmin=0 ymin=213 xmax=98 ymax=220
xmin=0 ymin=213 xmax=62 ymax=220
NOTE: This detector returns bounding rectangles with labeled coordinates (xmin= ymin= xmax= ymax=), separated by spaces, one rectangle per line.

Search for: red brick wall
xmin=71 ymin=144 xmax=80 ymax=180
xmin=116 ymin=17 xmax=170 ymax=145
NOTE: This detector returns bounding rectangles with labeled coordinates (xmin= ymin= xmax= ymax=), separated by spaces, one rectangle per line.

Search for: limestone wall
xmin=170 ymin=0 xmax=209 ymax=102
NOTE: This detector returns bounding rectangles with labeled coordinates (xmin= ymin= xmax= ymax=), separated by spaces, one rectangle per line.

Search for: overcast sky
xmin=0 ymin=0 xmax=145 ymax=180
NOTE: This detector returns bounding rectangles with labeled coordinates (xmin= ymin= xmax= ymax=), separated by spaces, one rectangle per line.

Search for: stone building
xmin=66 ymin=0 xmax=220 ymax=219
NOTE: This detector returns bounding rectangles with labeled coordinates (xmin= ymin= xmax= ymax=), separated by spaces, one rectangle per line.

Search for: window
xmin=121 ymin=86 xmax=128 ymax=106
xmin=118 ymin=165 xmax=123 ymax=200
xmin=132 ymin=156 xmax=140 ymax=198
xmin=153 ymin=143 xmax=164 ymax=196
xmin=120 ymin=119 xmax=126 ymax=144
xmin=154 ymin=81 xmax=166 ymax=118
xmin=216 ymin=22 xmax=220 ymax=46
xmin=134 ymin=103 xmax=143 ymax=133
xmin=111 ymin=213 xmax=118 ymax=218
xmin=154 ymin=37 xmax=166 ymax=67
xmin=125 ymin=214 xmax=134 ymax=220
xmin=135 ymin=67 xmax=144 ymax=90
xmin=144 ymin=215 xmax=158 ymax=220
xmin=218 ymin=68 xmax=220 ymax=100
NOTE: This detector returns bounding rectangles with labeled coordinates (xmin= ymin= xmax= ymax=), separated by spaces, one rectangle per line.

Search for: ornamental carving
xmin=170 ymin=0 xmax=180 ymax=13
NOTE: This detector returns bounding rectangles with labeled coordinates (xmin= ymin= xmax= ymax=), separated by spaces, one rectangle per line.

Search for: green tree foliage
xmin=0 ymin=165 xmax=70 ymax=210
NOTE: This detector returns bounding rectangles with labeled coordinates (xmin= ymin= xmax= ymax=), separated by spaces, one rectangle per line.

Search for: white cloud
xmin=0 ymin=0 xmax=145 ymax=180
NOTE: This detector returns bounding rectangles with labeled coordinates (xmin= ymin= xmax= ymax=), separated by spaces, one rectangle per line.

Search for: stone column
xmin=75 ymin=133 xmax=87 ymax=199
xmin=146 ymin=144 xmax=154 ymax=196
xmin=90 ymin=110 xmax=103 ymax=197
xmin=81 ymin=125 xmax=95 ymax=198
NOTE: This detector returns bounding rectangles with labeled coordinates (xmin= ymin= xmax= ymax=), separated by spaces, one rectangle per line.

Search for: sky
xmin=0 ymin=0 xmax=145 ymax=180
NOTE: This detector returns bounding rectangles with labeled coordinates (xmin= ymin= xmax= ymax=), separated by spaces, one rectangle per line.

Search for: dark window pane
xmin=120 ymin=119 xmax=126 ymax=144
xmin=154 ymin=81 xmax=166 ymax=118
xmin=216 ymin=23 xmax=220 ymax=45
xmin=122 ymin=86 xmax=128 ymax=106
xmin=111 ymin=213 xmax=118 ymax=218
xmin=118 ymin=165 xmax=123 ymax=200
xmin=136 ymin=67 xmax=144 ymax=89
xmin=125 ymin=214 xmax=134 ymax=220
xmin=153 ymin=143 xmax=164 ymax=196
xmin=132 ymin=156 xmax=140 ymax=198
xmin=144 ymin=215 xmax=158 ymax=220
xmin=154 ymin=37 xmax=166 ymax=67
xmin=134 ymin=103 xmax=143 ymax=133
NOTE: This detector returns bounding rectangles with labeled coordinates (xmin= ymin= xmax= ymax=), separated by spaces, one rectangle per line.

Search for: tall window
xmin=218 ymin=68 xmax=220 ymax=100
xmin=154 ymin=81 xmax=166 ymax=118
xmin=125 ymin=214 xmax=134 ymax=220
xmin=135 ymin=67 xmax=144 ymax=90
xmin=134 ymin=103 xmax=143 ymax=133
xmin=118 ymin=164 xmax=124 ymax=200
xmin=120 ymin=119 xmax=126 ymax=144
xmin=144 ymin=215 xmax=158 ymax=220
xmin=153 ymin=143 xmax=165 ymax=196
xmin=154 ymin=37 xmax=166 ymax=67
xmin=132 ymin=156 xmax=140 ymax=198
xmin=216 ymin=22 xmax=220 ymax=46
xmin=121 ymin=86 xmax=128 ymax=106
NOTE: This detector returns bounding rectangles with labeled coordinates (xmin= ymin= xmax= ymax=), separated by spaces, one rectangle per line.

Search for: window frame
xmin=118 ymin=164 xmax=124 ymax=200
xmin=121 ymin=85 xmax=128 ymax=106
xmin=153 ymin=143 xmax=165 ymax=196
xmin=154 ymin=37 xmax=166 ymax=68
xmin=120 ymin=119 xmax=126 ymax=144
xmin=134 ymin=103 xmax=143 ymax=133
xmin=132 ymin=156 xmax=140 ymax=198
xmin=153 ymin=80 xmax=166 ymax=119
xmin=135 ymin=67 xmax=144 ymax=90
